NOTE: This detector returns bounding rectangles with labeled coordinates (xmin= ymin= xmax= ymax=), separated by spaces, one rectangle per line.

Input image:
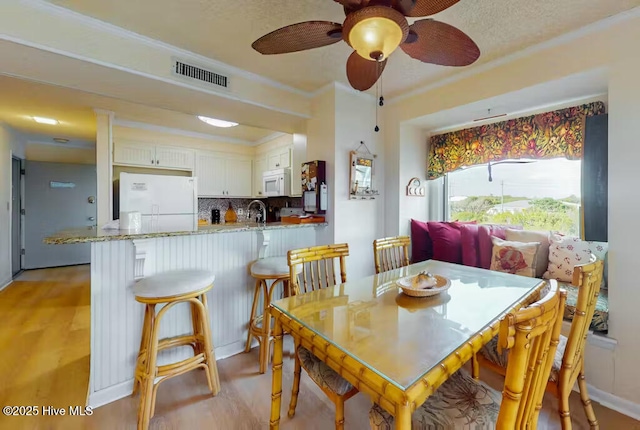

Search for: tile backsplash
xmin=198 ymin=197 xmax=302 ymax=223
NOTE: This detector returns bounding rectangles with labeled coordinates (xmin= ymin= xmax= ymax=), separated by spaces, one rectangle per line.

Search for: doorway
xmin=11 ymin=157 xmax=22 ymax=276
xmin=24 ymin=161 xmax=97 ymax=269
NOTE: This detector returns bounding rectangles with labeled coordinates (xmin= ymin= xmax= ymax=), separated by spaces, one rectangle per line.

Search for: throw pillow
xmin=505 ymin=229 xmax=550 ymax=278
xmin=544 ymin=235 xmax=609 ymax=282
xmin=460 ymin=224 xmax=480 ymax=267
xmin=490 ymin=237 xmax=540 ymax=277
xmin=478 ymin=224 xmax=523 ymax=269
xmin=410 ymin=219 xmax=432 ymax=263
xmin=427 ymin=221 xmax=473 ymax=264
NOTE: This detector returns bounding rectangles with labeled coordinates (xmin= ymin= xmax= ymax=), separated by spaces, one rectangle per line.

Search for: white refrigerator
xmin=118 ymin=173 xmax=198 ymax=232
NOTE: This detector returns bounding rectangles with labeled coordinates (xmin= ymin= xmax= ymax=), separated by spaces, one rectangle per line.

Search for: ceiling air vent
xmin=172 ymin=59 xmax=229 ymax=89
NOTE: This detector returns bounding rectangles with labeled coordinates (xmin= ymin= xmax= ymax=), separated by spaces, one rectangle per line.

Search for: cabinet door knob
xmin=156 ymin=160 xmax=159 ymax=165
xmin=151 ymin=160 xmax=154 ymax=164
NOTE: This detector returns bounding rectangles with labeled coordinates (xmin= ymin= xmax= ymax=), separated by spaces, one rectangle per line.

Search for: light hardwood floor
xmin=1 ymin=266 xmax=639 ymax=429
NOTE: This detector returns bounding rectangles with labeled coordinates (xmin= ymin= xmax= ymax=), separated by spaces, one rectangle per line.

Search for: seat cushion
xmin=369 ymin=369 xmax=501 ymax=429
xmin=479 ymin=334 xmax=567 ymax=384
xmin=133 ymin=270 xmax=215 ymax=298
xmin=559 ymin=281 xmax=609 ymax=333
xmin=297 ymin=347 xmax=354 ymax=395
xmin=250 ymin=256 xmax=301 ymax=277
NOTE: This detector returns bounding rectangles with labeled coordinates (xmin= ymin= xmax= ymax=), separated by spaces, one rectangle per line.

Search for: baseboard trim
xmin=586 ymin=384 xmax=640 ymax=421
xmin=88 ymin=340 xmax=253 ymax=408
xmin=0 ymin=278 xmax=12 ymax=292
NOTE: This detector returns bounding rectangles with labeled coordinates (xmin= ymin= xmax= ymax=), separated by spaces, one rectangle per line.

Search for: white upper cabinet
xmin=113 ymin=141 xmax=194 ymax=170
xmin=195 ymin=151 xmax=252 ymax=198
xmin=266 ymin=146 xmax=291 ymax=170
xmin=154 ymin=146 xmax=195 ymax=170
xmin=113 ymin=142 xmax=155 ymax=167
xmin=226 ymin=159 xmax=252 ymax=197
xmin=253 ymin=157 xmax=266 ymax=197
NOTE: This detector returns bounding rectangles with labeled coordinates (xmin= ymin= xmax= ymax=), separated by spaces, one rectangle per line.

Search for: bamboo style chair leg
xmin=335 ymin=397 xmax=345 ymax=430
xmin=288 ymin=346 xmax=302 ymax=418
xmin=138 ymin=307 xmax=160 ymax=430
xmin=200 ymin=293 xmax=220 ymax=395
xmin=190 ymin=301 xmax=203 ymax=356
xmin=578 ymin=366 xmax=599 ymax=429
xmin=245 ymin=279 xmax=262 ymax=353
xmin=132 ymin=304 xmax=152 ymax=396
xmin=559 ymin=390 xmax=572 ymax=430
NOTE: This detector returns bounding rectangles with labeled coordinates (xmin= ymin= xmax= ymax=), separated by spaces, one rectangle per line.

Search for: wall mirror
xmin=350 ymin=149 xmax=378 ymax=200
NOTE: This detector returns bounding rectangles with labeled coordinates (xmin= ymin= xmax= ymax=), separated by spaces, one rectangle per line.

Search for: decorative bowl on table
xmin=397 ymin=272 xmax=451 ymax=298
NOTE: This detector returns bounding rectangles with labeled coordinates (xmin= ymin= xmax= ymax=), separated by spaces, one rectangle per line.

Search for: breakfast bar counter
xmin=44 ymin=221 xmax=327 ymax=244
xmin=44 ymin=222 xmax=325 ymax=408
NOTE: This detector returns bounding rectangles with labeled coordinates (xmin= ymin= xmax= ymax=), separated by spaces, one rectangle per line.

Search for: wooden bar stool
xmin=132 ymin=270 xmax=220 ymax=429
xmin=245 ymin=256 xmax=300 ymax=373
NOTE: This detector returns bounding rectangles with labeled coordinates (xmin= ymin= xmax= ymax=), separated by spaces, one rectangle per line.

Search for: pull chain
xmin=374 ymin=60 xmax=384 ymax=133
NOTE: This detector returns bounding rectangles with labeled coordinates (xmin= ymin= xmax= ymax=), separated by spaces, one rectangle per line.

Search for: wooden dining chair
xmin=286 ymin=244 xmax=359 ymax=430
xmin=474 ymin=256 xmax=604 ymax=429
xmin=370 ymin=281 xmax=566 ymax=429
xmin=373 ymin=236 xmax=410 ymax=274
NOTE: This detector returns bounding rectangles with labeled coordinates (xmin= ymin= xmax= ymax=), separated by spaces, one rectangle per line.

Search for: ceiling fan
xmin=251 ymin=0 xmax=480 ymax=91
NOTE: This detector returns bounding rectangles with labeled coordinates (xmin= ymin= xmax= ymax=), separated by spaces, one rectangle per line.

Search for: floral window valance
xmin=427 ymin=101 xmax=606 ymax=179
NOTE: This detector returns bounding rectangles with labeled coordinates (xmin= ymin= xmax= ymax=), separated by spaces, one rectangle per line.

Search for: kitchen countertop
xmin=44 ymin=222 xmax=328 ymax=245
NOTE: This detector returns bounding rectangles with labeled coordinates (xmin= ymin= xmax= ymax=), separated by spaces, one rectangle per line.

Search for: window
xmin=445 ymin=158 xmax=581 ymax=236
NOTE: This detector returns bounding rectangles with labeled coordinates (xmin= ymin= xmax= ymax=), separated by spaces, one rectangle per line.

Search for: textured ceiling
xmin=0 ymin=74 xmax=278 ymax=143
xmin=47 ymin=0 xmax=640 ymax=96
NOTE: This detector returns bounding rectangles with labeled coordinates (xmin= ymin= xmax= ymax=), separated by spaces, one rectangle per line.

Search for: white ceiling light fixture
xmin=197 ymin=115 xmax=238 ymax=128
xmin=32 ymin=116 xmax=59 ymax=125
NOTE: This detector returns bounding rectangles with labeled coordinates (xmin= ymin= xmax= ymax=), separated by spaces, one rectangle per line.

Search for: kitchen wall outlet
xmin=237 ymin=208 xmax=244 ymax=216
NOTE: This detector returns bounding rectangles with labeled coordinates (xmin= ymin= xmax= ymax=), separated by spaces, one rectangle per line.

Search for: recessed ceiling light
xmin=197 ymin=115 xmax=238 ymax=128
xmin=33 ymin=116 xmax=59 ymax=125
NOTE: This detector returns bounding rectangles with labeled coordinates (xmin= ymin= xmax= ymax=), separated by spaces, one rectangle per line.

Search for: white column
xmin=94 ymin=109 xmax=114 ymax=227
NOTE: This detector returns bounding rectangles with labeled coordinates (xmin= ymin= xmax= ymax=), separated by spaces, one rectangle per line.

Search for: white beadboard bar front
xmin=89 ymin=227 xmax=317 ymax=407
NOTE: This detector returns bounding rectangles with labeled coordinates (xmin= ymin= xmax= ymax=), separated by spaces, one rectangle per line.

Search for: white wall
xmin=0 ymin=123 xmax=24 ymax=287
xmin=306 ymin=84 xmax=384 ymax=279
xmin=306 ymin=89 xmax=336 ymax=248
xmin=607 ymin=48 xmax=640 ymax=403
xmin=334 ymin=87 xmax=384 ymax=279
xmin=397 ymin=125 xmax=429 ymax=236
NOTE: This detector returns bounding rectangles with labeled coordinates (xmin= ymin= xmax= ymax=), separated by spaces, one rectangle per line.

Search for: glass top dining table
xmin=268 ymin=260 xmax=546 ymax=429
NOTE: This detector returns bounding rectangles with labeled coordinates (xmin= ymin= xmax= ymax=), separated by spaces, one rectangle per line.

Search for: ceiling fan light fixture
xmin=344 ymin=6 xmax=409 ymax=61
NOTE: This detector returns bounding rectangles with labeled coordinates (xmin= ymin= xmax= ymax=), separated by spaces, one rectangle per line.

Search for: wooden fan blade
xmin=333 ymin=0 xmax=363 ymax=7
xmin=252 ymin=21 xmax=343 ymax=55
xmin=405 ymin=0 xmax=459 ymax=17
xmin=401 ymin=19 xmax=480 ymax=66
xmin=346 ymin=51 xmax=387 ymax=91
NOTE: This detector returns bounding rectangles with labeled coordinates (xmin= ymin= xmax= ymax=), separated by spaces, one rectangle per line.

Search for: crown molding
xmin=112 ymin=119 xmax=255 ymax=146
xmin=21 ymin=0 xmax=312 ymax=99
xmin=388 ymin=6 xmax=640 ymax=105
xmin=253 ymin=132 xmax=288 ymax=146
xmin=26 ymin=139 xmax=95 ymax=149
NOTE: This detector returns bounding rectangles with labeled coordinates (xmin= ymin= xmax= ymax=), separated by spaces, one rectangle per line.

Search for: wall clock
xmin=406 ymin=177 xmax=425 ymax=196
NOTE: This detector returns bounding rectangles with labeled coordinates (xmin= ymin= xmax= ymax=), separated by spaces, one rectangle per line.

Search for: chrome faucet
xmin=247 ymin=200 xmax=267 ymax=225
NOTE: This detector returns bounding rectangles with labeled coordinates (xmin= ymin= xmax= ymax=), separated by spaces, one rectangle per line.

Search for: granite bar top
xmin=44 ymin=222 xmax=327 ymax=245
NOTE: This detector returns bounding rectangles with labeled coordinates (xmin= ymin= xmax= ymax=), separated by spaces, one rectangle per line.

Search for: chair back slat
xmin=373 ymin=236 xmax=410 ymax=274
xmin=288 ymin=244 xmax=349 ymax=295
xmin=561 ymin=255 xmax=604 ymax=385
xmin=496 ymin=281 xmax=566 ymax=429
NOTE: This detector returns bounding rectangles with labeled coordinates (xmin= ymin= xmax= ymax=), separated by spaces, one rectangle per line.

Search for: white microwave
xmin=262 ymin=168 xmax=291 ymax=197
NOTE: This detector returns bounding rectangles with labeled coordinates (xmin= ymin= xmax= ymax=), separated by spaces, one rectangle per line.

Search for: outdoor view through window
xmin=446 ymin=158 xmax=581 ymax=235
